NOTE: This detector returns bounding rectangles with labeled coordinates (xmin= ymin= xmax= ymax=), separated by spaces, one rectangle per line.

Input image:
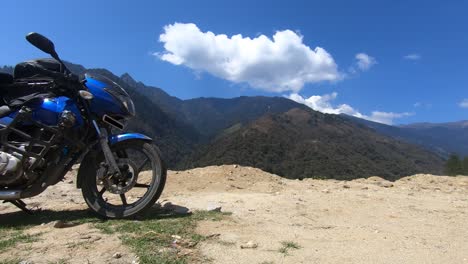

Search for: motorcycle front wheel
xmin=81 ymin=140 xmax=166 ymax=219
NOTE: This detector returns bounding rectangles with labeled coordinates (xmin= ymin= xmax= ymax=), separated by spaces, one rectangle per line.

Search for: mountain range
xmin=345 ymin=115 xmax=468 ymax=158
xmin=3 ymin=61 xmax=466 ymax=180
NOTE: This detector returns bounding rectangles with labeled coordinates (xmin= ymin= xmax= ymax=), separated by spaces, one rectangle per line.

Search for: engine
xmin=0 ymin=151 xmax=24 ymax=185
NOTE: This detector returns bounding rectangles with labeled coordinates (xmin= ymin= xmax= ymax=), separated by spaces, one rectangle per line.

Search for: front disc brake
xmin=102 ymin=158 xmax=139 ymax=194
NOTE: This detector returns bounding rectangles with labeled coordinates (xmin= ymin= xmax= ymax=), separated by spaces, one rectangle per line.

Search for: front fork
xmin=92 ymin=120 xmax=121 ymax=178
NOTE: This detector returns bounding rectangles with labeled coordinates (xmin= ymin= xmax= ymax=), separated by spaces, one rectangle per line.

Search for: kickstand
xmin=4 ymin=200 xmax=38 ymax=215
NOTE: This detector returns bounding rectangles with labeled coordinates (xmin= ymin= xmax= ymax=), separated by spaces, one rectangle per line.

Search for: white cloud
xmin=355 ymin=53 xmax=377 ymax=71
xmin=404 ymin=54 xmax=421 ymax=60
xmin=459 ymin=99 xmax=468 ymax=108
xmin=288 ymin=92 xmax=364 ymax=117
xmin=368 ymin=111 xmax=413 ymax=125
xmin=157 ymin=23 xmax=341 ymax=93
xmin=288 ymin=92 xmax=413 ymax=125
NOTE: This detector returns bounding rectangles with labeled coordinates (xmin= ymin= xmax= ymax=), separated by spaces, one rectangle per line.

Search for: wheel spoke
xmin=99 ymin=187 xmax=106 ymax=197
xmin=120 ymin=194 xmax=127 ymax=205
xmin=137 ymin=157 xmax=149 ymax=173
xmin=134 ymin=183 xmax=150 ymax=188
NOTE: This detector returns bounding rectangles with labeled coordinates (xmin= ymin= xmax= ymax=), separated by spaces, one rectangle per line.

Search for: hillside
xmin=184 ymin=108 xmax=444 ymax=180
xmin=120 ymin=73 xmax=308 ymax=138
xmin=346 ymin=115 xmax=468 ymax=157
xmin=0 ymin=165 xmax=467 ymax=263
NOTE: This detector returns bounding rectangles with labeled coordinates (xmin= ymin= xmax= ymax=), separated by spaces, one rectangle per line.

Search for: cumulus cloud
xmin=368 ymin=111 xmax=413 ymax=125
xmin=459 ymin=99 xmax=468 ymax=108
xmin=157 ymin=23 xmax=341 ymax=92
xmin=404 ymin=54 xmax=421 ymax=60
xmin=355 ymin=53 xmax=377 ymax=71
xmin=288 ymin=92 xmax=413 ymax=125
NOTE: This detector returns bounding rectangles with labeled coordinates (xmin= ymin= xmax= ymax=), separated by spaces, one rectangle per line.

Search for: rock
xmin=240 ymin=241 xmax=258 ymax=249
xmin=52 ymin=220 xmax=67 ymax=228
xmin=234 ymin=164 xmax=238 ymax=168
xmin=377 ymin=181 xmax=394 ymax=188
xmin=162 ymin=202 xmax=192 ymax=215
xmin=171 ymin=235 xmax=182 ymax=240
xmin=361 ymin=186 xmax=369 ymax=190
xmin=321 ymin=189 xmax=330 ymax=193
xmin=207 ymin=203 xmax=222 ymax=212
xmin=343 ymin=184 xmax=350 ymax=189
xmin=112 ymin=252 xmax=122 ymax=259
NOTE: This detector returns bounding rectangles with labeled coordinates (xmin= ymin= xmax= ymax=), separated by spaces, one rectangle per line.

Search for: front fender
xmin=108 ymin=133 xmax=153 ymax=145
xmin=76 ymin=133 xmax=153 ymax=188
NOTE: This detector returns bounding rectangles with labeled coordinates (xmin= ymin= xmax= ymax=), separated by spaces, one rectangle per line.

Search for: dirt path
xmin=166 ymin=166 xmax=468 ymax=264
xmin=0 ymin=165 xmax=467 ymax=263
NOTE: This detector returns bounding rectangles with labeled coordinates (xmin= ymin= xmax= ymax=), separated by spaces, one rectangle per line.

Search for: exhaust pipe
xmin=0 ymin=190 xmax=21 ymax=200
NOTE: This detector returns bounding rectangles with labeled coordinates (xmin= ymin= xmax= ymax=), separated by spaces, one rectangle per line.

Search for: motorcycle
xmin=0 ymin=33 xmax=166 ymax=218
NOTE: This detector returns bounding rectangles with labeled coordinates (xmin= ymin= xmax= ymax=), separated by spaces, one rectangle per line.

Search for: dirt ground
xmin=1 ymin=165 xmax=468 ymax=264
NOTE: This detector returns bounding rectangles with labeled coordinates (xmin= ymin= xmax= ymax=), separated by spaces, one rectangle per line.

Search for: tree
xmin=445 ymin=154 xmax=463 ymax=176
xmin=462 ymin=157 xmax=468 ymax=176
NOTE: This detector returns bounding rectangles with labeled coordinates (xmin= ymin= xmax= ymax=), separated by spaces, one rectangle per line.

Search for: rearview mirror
xmin=26 ymin=32 xmax=58 ymax=59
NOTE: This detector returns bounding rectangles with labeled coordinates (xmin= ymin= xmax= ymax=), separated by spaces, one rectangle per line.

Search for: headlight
xmin=122 ymin=97 xmax=135 ymax=116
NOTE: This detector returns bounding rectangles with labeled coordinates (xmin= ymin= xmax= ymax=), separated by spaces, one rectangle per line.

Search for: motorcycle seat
xmin=0 ymin=73 xmax=13 ymax=85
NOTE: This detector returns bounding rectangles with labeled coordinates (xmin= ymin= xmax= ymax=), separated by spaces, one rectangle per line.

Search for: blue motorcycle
xmin=0 ymin=33 xmax=166 ymax=218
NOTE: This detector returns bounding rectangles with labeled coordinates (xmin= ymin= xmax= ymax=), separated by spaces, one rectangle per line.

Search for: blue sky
xmin=1 ymin=0 xmax=467 ymax=124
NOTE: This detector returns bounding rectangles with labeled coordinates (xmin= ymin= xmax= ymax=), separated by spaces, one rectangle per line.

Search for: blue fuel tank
xmin=31 ymin=96 xmax=84 ymax=127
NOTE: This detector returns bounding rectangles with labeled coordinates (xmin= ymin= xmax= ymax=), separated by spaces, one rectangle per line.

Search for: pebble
xmin=240 ymin=241 xmax=258 ymax=249
xmin=343 ymin=184 xmax=350 ymax=189
xmin=321 ymin=189 xmax=330 ymax=193
xmin=112 ymin=252 xmax=122 ymax=259
xmin=52 ymin=220 xmax=66 ymax=228
xmin=171 ymin=235 xmax=182 ymax=240
xmin=207 ymin=204 xmax=222 ymax=212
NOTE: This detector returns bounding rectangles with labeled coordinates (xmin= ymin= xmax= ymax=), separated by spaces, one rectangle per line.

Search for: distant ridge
xmin=344 ymin=114 xmax=468 ymax=157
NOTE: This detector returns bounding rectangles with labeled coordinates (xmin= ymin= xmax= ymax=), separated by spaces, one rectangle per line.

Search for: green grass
xmin=93 ymin=210 xmax=230 ymax=264
xmin=278 ymin=241 xmax=301 ymax=256
xmin=0 ymin=208 xmax=230 ymax=264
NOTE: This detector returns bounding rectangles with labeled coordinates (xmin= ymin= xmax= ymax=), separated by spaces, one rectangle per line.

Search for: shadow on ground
xmin=0 ymin=204 xmax=192 ymax=228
